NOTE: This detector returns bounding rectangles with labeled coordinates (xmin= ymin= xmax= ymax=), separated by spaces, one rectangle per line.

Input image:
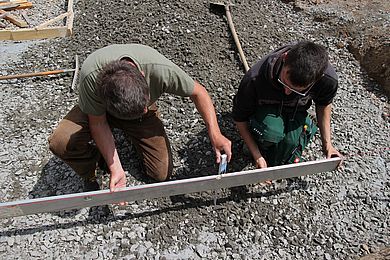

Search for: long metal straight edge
xmin=0 ymin=158 xmax=341 ymax=218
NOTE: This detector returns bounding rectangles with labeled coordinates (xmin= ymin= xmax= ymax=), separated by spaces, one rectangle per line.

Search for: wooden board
xmin=0 ymin=26 xmax=69 ymax=40
xmin=35 ymin=12 xmax=68 ymax=29
xmin=0 ymin=2 xmax=32 ymax=10
xmin=0 ymin=9 xmax=27 ymax=27
xmin=0 ymin=0 xmax=73 ymax=40
xmin=0 ymin=1 xmax=28 ymax=6
xmin=0 ymin=158 xmax=341 ymax=218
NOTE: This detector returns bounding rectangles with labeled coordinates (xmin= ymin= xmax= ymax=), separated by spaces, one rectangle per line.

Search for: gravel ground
xmin=0 ymin=0 xmax=389 ymax=259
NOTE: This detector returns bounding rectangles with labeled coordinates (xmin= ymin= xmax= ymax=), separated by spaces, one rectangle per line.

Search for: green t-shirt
xmin=78 ymin=44 xmax=195 ymax=118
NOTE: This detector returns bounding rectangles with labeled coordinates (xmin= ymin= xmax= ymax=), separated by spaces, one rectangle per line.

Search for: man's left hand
xmin=109 ymin=170 xmax=128 ymax=205
xmin=323 ymin=145 xmax=343 ymax=167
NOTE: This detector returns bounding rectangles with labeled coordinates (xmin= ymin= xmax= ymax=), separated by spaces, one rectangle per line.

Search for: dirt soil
xmin=0 ymin=0 xmax=389 ymax=259
xmin=291 ymin=0 xmax=390 ymax=95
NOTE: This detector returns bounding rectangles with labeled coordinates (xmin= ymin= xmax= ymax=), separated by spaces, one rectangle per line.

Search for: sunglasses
xmin=277 ymin=77 xmax=315 ymax=97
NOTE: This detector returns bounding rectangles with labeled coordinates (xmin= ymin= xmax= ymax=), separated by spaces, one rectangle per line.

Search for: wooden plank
xmin=20 ymin=10 xmax=31 ymax=25
xmin=0 ymin=0 xmax=74 ymax=40
xmin=0 ymin=2 xmax=32 ymax=10
xmin=0 ymin=158 xmax=341 ymax=218
xmin=0 ymin=1 xmax=27 ymax=6
xmin=66 ymin=0 xmax=73 ymax=14
xmin=0 ymin=9 xmax=27 ymax=27
xmin=35 ymin=12 xmax=68 ymax=29
xmin=0 ymin=26 xmax=68 ymax=40
xmin=0 ymin=10 xmax=7 ymax=18
xmin=65 ymin=0 xmax=74 ymax=34
xmin=0 ymin=3 xmax=19 ymax=10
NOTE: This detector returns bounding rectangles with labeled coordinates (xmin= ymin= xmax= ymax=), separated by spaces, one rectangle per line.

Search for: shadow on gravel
xmin=28 ymin=157 xmax=84 ymax=218
xmin=174 ymin=112 xmax=250 ymax=180
xmin=24 ymin=111 xmax=309 ymax=224
xmin=1 ymin=177 xmax=309 ymax=238
xmin=29 ymin=129 xmax=151 ymax=191
xmin=27 ymin=129 xmax=149 ymax=219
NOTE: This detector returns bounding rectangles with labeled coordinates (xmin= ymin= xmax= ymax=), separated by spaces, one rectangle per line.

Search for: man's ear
xmin=143 ymin=106 xmax=148 ymax=114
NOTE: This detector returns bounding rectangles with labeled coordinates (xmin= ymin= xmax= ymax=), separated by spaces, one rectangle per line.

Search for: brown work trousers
xmin=48 ymin=105 xmax=173 ymax=182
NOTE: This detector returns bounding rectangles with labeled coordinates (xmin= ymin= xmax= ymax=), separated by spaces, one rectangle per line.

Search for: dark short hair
xmin=97 ymin=60 xmax=149 ymax=119
xmin=285 ymin=41 xmax=329 ymax=86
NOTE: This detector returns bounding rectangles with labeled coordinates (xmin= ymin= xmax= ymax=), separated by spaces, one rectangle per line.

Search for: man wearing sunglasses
xmin=232 ymin=41 xmax=342 ymax=168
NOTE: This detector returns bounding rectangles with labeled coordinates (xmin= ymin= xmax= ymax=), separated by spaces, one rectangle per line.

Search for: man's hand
xmin=88 ymin=114 xmax=128 ymax=204
xmin=255 ymin=156 xmax=272 ymax=184
xmin=109 ymin=170 xmax=127 ymax=206
xmin=323 ymin=145 xmax=343 ymax=167
xmin=255 ymin=156 xmax=268 ymax=169
xmin=109 ymin=170 xmax=127 ymax=191
xmin=323 ymin=145 xmax=341 ymax=158
xmin=213 ymin=134 xmax=232 ymax=163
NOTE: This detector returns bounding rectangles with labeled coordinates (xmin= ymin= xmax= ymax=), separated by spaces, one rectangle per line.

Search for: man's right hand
xmin=255 ymin=155 xmax=272 ymax=185
xmin=235 ymin=121 xmax=269 ymax=169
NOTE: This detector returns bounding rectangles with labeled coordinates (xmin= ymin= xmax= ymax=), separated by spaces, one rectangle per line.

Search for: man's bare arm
xmin=88 ymin=114 xmax=127 ymax=191
xmin=235 ymin=121 xmax=267 ymax=168
xmin=315 ymin=104 xmax=342 ymax=159
xmin=190 ymin=81 xmax=232 ymax=163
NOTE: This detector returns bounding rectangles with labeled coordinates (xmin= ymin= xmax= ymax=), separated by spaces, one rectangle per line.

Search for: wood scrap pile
xmin=0 ymin=0 xmax=74 ymax=41
xmin=0 ymin=0 xmax=32 ymax=28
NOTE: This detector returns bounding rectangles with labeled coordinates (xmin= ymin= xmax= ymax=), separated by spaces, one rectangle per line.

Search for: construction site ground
xmin=0 ymin=0 xmax=389 ymax=259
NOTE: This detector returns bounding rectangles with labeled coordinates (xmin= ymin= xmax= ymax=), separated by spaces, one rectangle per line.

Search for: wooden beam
xmin=65 ymin=0 xmax=74 ymax=34
xmin=0 ymin=10 xmax=7 ymax=18
xmin=20 ymin=9 xmax=31 ymax=25
xmin=0 ymin=0 xmax=74 ymax=40
xmin=0 ymin=3 xmax=19 ymax=10
xmin=0 ymin=9 xmax=27 ymax=27
xmin=0 ymin=0 xmax=27 ymax=6
xmin=0 ymin=158 xmax=341 ymax=218
xmin=0 ymin=26 xmax=68 ymax=40
xmin=0 ymin=2 xmax=32 ymax=10
xmin=35 ymin=12 xmax=68 ymax=29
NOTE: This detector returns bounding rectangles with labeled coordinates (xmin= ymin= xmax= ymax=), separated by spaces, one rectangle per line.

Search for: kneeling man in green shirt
xmin=49 ymin=44 xmax=232 ymax=192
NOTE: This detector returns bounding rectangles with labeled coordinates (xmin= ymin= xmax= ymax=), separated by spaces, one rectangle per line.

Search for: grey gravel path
xmin=0 ymin=0 xmax=389 ymax=259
